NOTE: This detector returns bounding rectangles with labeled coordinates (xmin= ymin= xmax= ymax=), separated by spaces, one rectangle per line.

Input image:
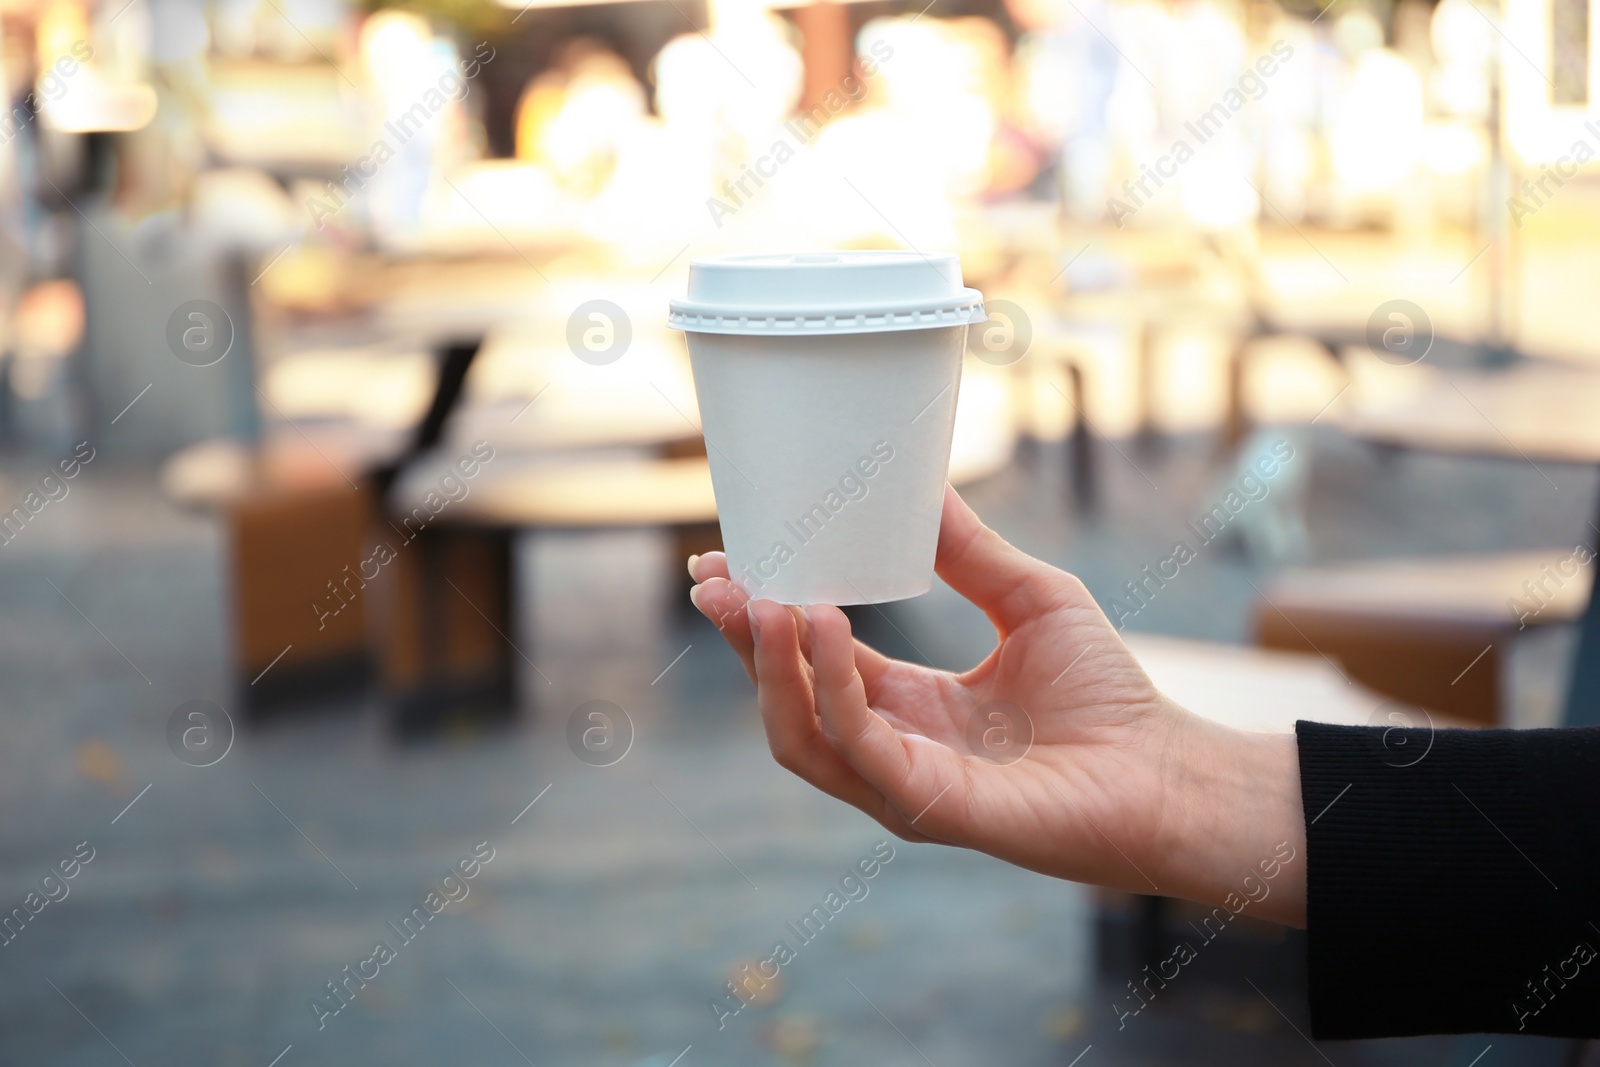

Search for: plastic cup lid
xmin=667 ymin=250 xmax=986 ymax=336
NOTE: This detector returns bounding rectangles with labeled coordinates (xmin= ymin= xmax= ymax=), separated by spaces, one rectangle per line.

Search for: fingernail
xmin=688 ymin=584 xmax=704 ymax=613
xmin=686 ymin=554 xmax=700 ymax=580
xmin=748 ymin=606 xmax=763 ymax=647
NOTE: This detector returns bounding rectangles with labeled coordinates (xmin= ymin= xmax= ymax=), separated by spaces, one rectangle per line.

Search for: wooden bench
xmin=1253 ymin=551 xmax=1591 ymax=725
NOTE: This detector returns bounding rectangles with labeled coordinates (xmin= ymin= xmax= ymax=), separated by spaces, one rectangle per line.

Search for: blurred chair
xmin=226 ymin=477 xmax=375 ymax=708
xmin=1050 ymin=232 xmax=1253 ymax=458
xmin=1015 ymin=329 xmax=1103 ymax=512
xmin=163 ymin=427 xmax=397 ymax=715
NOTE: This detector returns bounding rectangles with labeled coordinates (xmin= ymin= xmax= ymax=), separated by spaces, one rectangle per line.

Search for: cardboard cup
xmin=669 ymin=252 xmax=984 ymax=605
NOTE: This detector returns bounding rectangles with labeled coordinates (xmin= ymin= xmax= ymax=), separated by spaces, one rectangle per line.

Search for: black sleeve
xmin=1295 ymin=720 xmax=1600 ymax=1039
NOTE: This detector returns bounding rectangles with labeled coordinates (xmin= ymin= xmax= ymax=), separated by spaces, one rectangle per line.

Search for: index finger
xmin=689 ymin=551 xmax=897 ymax=693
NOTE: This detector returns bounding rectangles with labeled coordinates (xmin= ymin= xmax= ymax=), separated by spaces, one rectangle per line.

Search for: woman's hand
xmin=689 ymin=485 xmax=1306 ymax=926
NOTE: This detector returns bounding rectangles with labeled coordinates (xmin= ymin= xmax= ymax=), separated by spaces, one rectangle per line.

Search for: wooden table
xmin=1125 ymin=632 xmax=1442 ymax=733
xmin=1333 ymin=359 xmax=1600 ymax=466
xmin=382 ymin=367 xmax=1020 ymax=732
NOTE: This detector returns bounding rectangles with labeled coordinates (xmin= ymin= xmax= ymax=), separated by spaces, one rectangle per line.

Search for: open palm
xmin=689 ymin=485 xmax=1199 ymax=897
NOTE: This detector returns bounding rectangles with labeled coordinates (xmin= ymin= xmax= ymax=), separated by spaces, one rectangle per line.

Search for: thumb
xmin=934 ymin=484 xmax=1070 ymax=636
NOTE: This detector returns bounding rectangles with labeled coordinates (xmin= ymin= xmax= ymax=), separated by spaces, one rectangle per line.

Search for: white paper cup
xmin=668 ymin=251 xmax=985 ymax=605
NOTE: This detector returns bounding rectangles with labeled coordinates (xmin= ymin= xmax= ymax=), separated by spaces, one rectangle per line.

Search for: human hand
xmin=689 ymin=485 xmax=1306 ymax=925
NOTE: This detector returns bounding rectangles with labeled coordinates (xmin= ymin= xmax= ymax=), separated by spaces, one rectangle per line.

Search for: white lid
xmin=667 ymin=250 xmax=986 ymax=336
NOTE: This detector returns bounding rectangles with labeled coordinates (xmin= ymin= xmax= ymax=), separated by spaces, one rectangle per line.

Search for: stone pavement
xmin=0 ymin=427 xmax=1589 ymax=1066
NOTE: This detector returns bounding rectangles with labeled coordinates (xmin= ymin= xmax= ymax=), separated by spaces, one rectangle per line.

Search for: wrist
xmin=1154 ymin=706 xmax=1307 ymax=927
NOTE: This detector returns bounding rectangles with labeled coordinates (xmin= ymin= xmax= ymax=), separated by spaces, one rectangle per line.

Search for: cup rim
xmin=667 ymin=289 xmax=986 ymax=337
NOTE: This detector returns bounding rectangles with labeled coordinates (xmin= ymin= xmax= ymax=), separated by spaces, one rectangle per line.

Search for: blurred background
xmin=2 ymin=0 xmax=1599 ymax=1061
